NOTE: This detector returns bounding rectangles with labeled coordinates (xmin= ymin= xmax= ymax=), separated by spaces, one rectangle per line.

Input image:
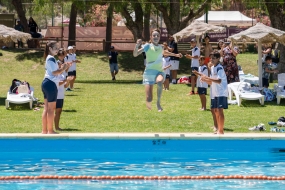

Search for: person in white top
xmin=195 ymin=50 xmax=228 ymax=135
xmin=185 ymin=38 xmax=200 ymax=95
xmin=194 ymin=56 xmax=208 ymax=111
xmin=54 ymin=49 xmax=73 ymax=131
xmin=66 ymin=46 xmax=81 ymax=91
xmin=41 ymin=41 xmax=71 ymax=134
xmin=162 ymin=42 xmax=172 ymax=91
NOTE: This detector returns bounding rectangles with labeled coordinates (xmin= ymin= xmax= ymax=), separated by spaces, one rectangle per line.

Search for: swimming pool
xmin=1 ymin=136 xmax=285 ymax=189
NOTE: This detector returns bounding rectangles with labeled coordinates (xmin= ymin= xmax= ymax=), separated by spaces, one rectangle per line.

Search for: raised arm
xmin=163 ymin=50 xmax=182 ymax=58
xmin=133 ymin=39 xmax=144 ymax=57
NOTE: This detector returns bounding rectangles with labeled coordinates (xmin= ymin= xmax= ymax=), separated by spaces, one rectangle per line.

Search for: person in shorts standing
xmin=66 ymin=46 xmax=75 ymax=91
xmin=108 ymin=46 xmax=119 ymax=80
xmin=185 ymin=38 xmax=200 ymax=95
xmin=199 ymin=51 xmax=228 ymax=134
xmin=201 ymin=35 xmax=213 ymax=65
xmin=162 ymin=42 xmax=172 ymax=91
xmin=168 ymin=35 xmax=179 ymax=84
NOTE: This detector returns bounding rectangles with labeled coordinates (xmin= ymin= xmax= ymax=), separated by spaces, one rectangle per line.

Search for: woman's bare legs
xmin=145 ymin=85 xmax=153 ymax=110
xmin=54 ymin=108 xmax=63 ymax=131
xmin=156 ymin=74 xmax=164 ymax=112
xmin=42 ymin=99 xmax=48 ymax=134
xmin=42 ymin=100 xmax=57 ymax=134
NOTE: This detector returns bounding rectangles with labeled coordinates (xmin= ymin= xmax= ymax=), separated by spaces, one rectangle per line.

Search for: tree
xmin=68 ymin=2 xmax=77 ymax=46
xmin=11 ymin=0 xmax=29 ymax=32
xmin=105 ymin=3 xmax=113 ymax=52
xmin=149 ymin=0 xmax=211 ymax=35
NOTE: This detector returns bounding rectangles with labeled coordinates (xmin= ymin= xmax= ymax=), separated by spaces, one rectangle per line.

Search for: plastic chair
xmin=228 ymin=82 xmax=264 ymax=106
xmin=277 ymin=73 xmax=285 ymax=104
xmin=5 ymin=87 xmax=34 ymax=109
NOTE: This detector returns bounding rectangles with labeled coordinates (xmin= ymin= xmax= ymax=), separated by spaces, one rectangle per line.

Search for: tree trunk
xmin=12 ymin=0 xmax=29 ymax=33
xmin=152 ymin=0 xmax=211 ymax=35
xmin=265 ymin=1 xmax=285 ymax=73
xmin=68 ymin=3 xmax=77 ymax=46
xmin=105 ymin=4 xmax=113 ymax=52
xmin=143 ymin=3 xmax=151 ymax=41
xmin=119 ymin=3 xmax=144 ymax=41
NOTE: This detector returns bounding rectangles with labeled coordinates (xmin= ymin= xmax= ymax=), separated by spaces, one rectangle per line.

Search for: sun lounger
xmin=228 ymin=82 xmax=264 ymax=106
xmin=6 ymin=87 xmax=34 ymax=109
xmin=277 ymin=73 xmax=285 ymax=104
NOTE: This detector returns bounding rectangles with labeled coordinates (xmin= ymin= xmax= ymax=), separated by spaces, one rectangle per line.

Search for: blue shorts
xmin=110 ymin=63 xmax=119 ymax=72
xmin=198 ymin=87 xmax=207 ymax=95
xmin=68 ymin=70 xmax=76 ymax=77
xmin=191 ymin=67 xmax=199 ymax=76
xmin=211 ymin=97 xmax=228 ymax=109
xmin=143 ymin=69 xmax=165 ymax=85
xmin=56 ymin=99 xmax=64 ymax=109
xmin=41 ymin=78 xmax=58 ymax=102
xmin=165 ymin=74 xmax=170 ymax=79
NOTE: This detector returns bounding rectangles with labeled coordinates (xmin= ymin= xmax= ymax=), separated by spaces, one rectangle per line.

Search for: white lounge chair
xmin=228 ymin=82 xmax=264 ymax=106
xmin=276 ymin=73 xmax=285 ymax=104
xmin=5 ymin=87 xmax=34 ymax=109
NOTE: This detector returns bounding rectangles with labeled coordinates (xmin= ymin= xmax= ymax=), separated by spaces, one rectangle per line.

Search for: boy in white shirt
xmin=185 ymin=38 xmax=200 ymax=95
xmin=194 ymin=51 xmax=228 ymax=134
xmin=195 ymin=56 xmax=208 ymax=110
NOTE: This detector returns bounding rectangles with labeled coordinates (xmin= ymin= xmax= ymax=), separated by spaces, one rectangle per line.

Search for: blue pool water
xmin=1 ymin=138 xmax=285 ymax=189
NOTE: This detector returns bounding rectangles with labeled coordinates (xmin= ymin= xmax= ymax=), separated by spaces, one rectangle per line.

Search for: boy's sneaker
xmin=248 ymin=126 xmax=260 ymax=131
xmin=248 ymin=123 xmax=266 ymax=131
xmin=277 ymin=121 xmax=285 ymax=127
xmin=66 ymin=88 xmax=72 ymax=91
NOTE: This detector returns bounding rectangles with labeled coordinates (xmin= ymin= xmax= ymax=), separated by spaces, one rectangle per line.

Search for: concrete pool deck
xmin=0 ymin=133 xmax=284 ymax=140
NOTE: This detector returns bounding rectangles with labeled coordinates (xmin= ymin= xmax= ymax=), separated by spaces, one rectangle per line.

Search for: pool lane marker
xmin=0 ymin=175 xmax=285 ymax=180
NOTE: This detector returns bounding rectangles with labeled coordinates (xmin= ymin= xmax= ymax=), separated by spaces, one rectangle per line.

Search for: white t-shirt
xmin=210 ymin=63 xmax=228 ymax=99
xmin=57 ymin=71 xmax=67 ymax=99
xmin=197 ymin=65 xmax=208 ymax=88
xmin=162 ymin=57 xmax=171 ymax=75
xmin=191 ymin=46 xmax=200 ymax=68
xmin=66 ymin=53 xmax=76 ymax=72
xmin=44 ymin=55 xmax=59 ymax=84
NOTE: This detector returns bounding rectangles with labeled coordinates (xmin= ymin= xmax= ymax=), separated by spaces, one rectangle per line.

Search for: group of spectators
xmin=41 ymin=43 xmax=80 ymax=134
xmin=14 ymin=17 xmax=42 ymax=48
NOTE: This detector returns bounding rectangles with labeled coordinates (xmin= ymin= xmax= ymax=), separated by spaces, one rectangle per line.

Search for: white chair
xmin=6 ymin=87 xmax=34 ymax=109
xmin=228 ymin=82 xmax=264 ymax=106
xmin=277 ymin=73 xmax=285 ymax=104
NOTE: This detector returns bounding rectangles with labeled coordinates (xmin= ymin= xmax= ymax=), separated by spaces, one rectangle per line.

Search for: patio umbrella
xmin=0 ymin=24 xmax=31 ymax=43
xmin=229 ymin=22 xmax=285 ymax=87
xmin=173 ymin=20 xmax=225 ymax=46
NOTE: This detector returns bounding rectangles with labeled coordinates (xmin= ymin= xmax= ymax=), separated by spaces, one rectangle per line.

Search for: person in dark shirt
xmin=167 ymin=35 xmax=180 ymax=84
xmin=108 ymin=46 xmax=119 ymax=80
xmin=28 ymin=17 xmax=41 ymax=48
xmin=14 ymin=19 xmax=24 ymax=48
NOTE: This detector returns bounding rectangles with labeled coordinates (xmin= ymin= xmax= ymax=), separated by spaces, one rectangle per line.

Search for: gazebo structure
xmin=229 ymin=22 xmax=285 ymax=87
xmin=0 ymin=24 xmax=31 ymax=44
xmin=173 ymin=20 xmax=225 ymax=47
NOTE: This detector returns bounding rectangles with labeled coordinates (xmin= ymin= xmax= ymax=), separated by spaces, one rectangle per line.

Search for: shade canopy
xmin=228 ymin=23 xmax=285 ymax=87
xmin=196 ymin=11 xmax=256 ymax=27
xmin=173 ymin=20 xmax=225 ymax=41
xmin=0 ymin=24 xmax=31 ymax=43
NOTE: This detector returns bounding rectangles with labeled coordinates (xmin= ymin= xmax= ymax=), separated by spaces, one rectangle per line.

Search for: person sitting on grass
xmin=194 ymin=56 xmax=208 ymax=111
xmin=54 ymin=49 xmax=73 ymax=131
xmin=262 ymin=55 xmax=279 ymax=88
xmin=194 ymin=51 xmax=228 ymax=134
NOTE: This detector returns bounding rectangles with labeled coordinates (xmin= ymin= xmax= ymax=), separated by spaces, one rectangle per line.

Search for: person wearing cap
xmin=201 ymin=35 xmax=213 ymax=65
xmin=108 ymin=46 xmax=119 ymax=80
xmin=221 ymin=40 xmax=240 ymax=84
xmin=14 ymin=20 xmax=24 ymax=48
xmin=167 ymin=35 xmax=180 ymax=84
xmin=185 ymin=38 xmax=200 ymax=95
xmin=65 ymin=46 xmax=75 ymax=91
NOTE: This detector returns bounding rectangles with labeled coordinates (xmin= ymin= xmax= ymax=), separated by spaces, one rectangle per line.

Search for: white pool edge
xmin=0 ymin=133 xmax=284 ymax=140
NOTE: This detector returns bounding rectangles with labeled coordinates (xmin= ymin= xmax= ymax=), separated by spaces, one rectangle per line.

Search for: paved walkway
xmin=0 ymin=133 xmax=284 ymax=140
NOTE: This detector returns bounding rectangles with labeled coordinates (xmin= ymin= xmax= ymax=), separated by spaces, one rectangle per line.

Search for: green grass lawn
xmin=0 ymin=50 xmax=283 ymax=133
